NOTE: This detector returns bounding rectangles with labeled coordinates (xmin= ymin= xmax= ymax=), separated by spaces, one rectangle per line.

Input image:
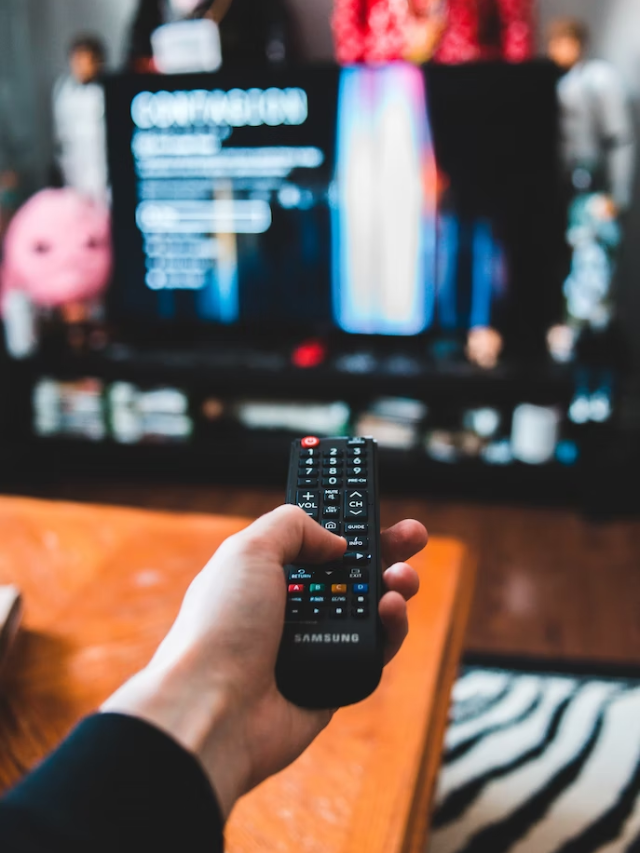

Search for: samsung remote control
xmin=275 ymin=436 xmax=384 ymax=709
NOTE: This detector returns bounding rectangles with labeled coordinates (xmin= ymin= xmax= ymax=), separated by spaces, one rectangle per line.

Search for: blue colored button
xmin=352 ymin=583 xmax=369 ymax=594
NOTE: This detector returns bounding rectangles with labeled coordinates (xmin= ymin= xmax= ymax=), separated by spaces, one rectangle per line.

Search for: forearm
xmin=101 ymin=651 xmax=253 ymax=819
xmin=0 ymin=714 xmax=224 ymax=853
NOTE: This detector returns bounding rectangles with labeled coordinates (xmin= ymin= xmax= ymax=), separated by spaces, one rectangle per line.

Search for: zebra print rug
xmin=429 ymin=667 xmax=640 ymax=853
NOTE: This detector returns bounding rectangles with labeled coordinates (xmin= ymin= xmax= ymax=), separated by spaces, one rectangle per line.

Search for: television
xmin=105 ymin=61 xmax=563 ymax=355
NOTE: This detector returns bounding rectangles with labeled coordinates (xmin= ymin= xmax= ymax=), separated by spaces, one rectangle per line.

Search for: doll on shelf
xmin=1 ymin=189 xmax=112 ymax=359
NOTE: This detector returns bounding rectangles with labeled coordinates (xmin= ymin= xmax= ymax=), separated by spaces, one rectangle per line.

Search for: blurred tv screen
xmin=105 ymin=61 xmax=562 ymax=352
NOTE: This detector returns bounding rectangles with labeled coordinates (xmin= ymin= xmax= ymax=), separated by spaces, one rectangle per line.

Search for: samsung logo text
xmin=294 ymin=633 xmax=360 ymax=644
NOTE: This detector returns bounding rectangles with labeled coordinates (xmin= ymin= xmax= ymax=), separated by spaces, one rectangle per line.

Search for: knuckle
xmin=273 ymin=504 xmax=307 ymax=522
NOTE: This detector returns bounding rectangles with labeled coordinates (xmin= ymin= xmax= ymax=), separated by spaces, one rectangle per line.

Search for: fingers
xmin=243 ymin=505 xmax=347 ymax=567
xmin=380 ymin=520 xmax=428 ymax=568
xmin=239 ymin=510 xmax=426 ymax=590
xmin=379 ymin=591 xmax=409 ymax=665
xmin=378 ymin=563 xmax=419 ymax=664
xmin=383 ymin=562 xmax=420 ymax=601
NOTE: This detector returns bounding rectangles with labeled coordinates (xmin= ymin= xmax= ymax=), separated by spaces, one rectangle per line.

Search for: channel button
xmin=345 ymin=490 xmax=368 ymax=520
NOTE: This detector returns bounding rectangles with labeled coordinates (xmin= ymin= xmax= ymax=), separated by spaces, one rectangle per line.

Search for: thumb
xmin=246 ymin=505 xmax=347 ymax=567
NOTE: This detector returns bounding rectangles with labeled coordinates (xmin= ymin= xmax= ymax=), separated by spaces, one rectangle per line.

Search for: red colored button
xmin=288 ymin=583 xmax=305 ymax=593
xmin=301 ymin=436 xmax=320 ymax=448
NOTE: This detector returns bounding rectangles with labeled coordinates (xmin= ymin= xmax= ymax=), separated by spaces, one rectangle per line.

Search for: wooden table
xmin=0 ymin=496 xmax=475 ymax=853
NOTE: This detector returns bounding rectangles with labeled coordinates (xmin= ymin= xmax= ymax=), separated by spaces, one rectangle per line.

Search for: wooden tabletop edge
xmin=400 ymin=547 xmax=478 ymax=853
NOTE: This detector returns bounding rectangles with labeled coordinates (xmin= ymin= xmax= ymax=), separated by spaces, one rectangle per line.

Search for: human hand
xmin=466 ymin=326 xmax=503 ymax=370
xmin=102 ymin=506 xmax=426 ymax=819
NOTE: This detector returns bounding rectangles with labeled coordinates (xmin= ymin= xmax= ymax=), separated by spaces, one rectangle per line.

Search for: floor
xmin=14 ymin=480 xmax=640 ymax=667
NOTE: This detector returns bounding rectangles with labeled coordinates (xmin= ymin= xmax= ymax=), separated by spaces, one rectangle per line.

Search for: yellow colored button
xmin=331 ymin=584 xmax=347 ymax=594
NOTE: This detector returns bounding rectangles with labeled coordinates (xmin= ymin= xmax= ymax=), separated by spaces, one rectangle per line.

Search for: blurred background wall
xmin=2 ymin=0 xmax=639 ymax=371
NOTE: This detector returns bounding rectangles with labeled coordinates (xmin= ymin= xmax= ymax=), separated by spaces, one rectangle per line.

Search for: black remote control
xmin=275 ymin=436 xmax=384 ymax=709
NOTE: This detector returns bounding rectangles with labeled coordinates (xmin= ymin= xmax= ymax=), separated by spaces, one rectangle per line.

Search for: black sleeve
xmin=0 ymin=713 xmax=224 ymax=853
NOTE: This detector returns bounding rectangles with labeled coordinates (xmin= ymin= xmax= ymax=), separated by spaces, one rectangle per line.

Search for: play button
xmin=344 ymin=551 xmax=371 ymax=565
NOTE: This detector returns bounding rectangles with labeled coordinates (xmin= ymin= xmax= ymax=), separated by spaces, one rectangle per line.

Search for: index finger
xmin=380 ymin=520 xmax=428 ymax=568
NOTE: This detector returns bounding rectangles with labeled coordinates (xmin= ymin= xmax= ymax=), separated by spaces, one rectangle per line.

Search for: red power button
xmin=301 ymin=436 xmax=320 ymax=448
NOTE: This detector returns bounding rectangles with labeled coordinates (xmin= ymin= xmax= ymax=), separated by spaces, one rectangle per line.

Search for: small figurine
xmin=53 ymin=35 xmax=109 ymax=203
xmin=546 ymin=17 xmax=635 ymax=366
xmin=1 ymin=188 xmax=112 ymax=358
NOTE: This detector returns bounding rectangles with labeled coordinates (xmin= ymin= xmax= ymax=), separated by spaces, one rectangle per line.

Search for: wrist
xmin=101 ymin=656 xmax=251 ymax=818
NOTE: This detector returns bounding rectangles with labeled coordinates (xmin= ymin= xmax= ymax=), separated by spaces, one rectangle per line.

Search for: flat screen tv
xmin=105 ymin=61 xmax=563 ymax=354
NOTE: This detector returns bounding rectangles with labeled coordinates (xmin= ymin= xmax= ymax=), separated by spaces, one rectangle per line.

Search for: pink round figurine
xmin=2 ymin=188 xmax=111 ymax=312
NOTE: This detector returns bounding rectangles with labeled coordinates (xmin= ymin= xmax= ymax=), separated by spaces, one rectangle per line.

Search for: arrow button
xmin=345 ymin=489 xmax=368 ymax=519
xmin=344 ymin=551 xmax=371 ymax=565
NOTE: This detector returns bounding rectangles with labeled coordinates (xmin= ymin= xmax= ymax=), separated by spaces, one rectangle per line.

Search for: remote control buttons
xmin=348 ymin=567 xmax=369 ymax=582
xmin=321 ymin=520 xmax=341 ymax=534
xmin=324 ymin=489 xmax=340 ymax=504
xmin=345 ymin=490 xmax=367 ymax=519
xmin=344 ymin=551 xmax=371 ymax=565
xmin=298 ymin=456 xmax=319 ymax=467
xmin=347 ymin=536 xmax=369 ymax=549
xmin=331 ymin=606 xmax=347 ymax=618
xmin=323 ymin=466 xmax=343 ymax=475
xmin=331 ymin=583 xmax=347 ymax=593
xmin=286 ymin=603 xmax=304 ymax=620
xmin=309 ymin=583 xmax=325 ymax=592
xmin=323 ymin=505 xmax=340 ymax=519
xmin=352 ymin=606 xmax=369 ymax=619
xmin=288 ymin=568 xmax=312 ymax=581
xmin=323 ymin=447 xmax=344 ymax=457
xmin=301 ymin=436 xmax=320 ymax=448
xmin=352 ymin=583 xmax=369 ymax=594
xmin=345 ymin=522 xmax=368 ymax=534
xmin=288 ymin=583 xmax=305 ymax=593
xmin=299 ymin=464 xmax=319 ymax=474
xmin=296 ymin=490 xmax=319 ymax=520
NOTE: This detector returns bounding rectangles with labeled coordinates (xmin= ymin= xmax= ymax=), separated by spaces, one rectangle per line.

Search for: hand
xmin=466 ymin=326 xmax=503 ymax=370
xmin=102 ymin=506 xmax=426 ymax=819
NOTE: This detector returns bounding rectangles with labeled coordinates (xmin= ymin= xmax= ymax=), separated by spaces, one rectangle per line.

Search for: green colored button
xmin=309 ymin=583 xmax=326 ymax=592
